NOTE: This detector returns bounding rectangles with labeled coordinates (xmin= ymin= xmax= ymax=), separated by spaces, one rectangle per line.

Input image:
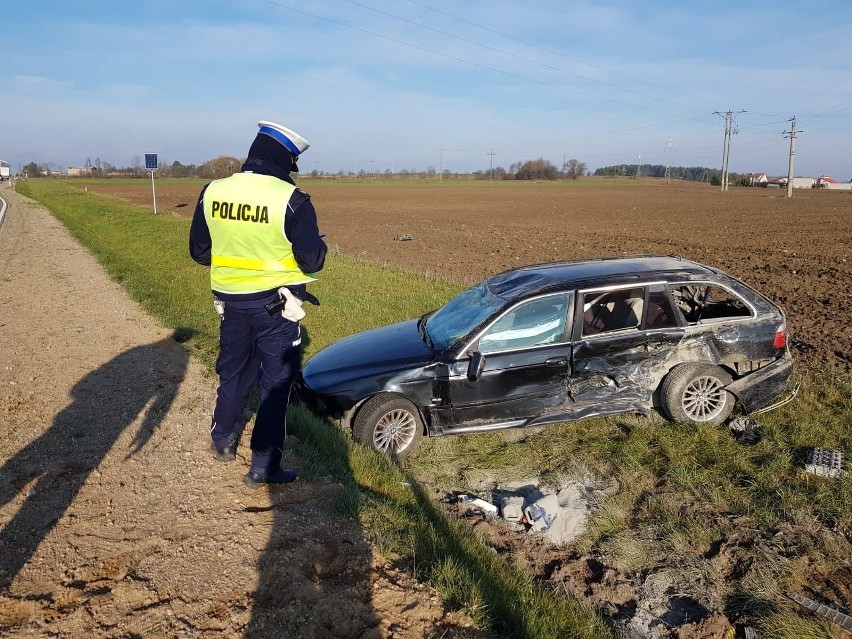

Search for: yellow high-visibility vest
xmin=203 ymin=173 xmax=317 ymax=293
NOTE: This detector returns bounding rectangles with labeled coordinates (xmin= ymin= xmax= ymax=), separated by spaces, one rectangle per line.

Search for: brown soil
xmin=98 ymin=178 xmax=851 ymax=373
xmin=4 ymin=179 xmax=851 ymax=639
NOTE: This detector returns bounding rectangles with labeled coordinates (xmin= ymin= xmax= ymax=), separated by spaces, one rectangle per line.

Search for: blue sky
xmin=3 ymin=0 xmax=852 ymax=178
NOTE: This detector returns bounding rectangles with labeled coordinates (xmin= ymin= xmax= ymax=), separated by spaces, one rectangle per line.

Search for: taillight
xmin=773 ymin=323 xmax=787 ymax=349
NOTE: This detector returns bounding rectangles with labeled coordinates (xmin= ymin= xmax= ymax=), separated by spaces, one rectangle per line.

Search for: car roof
xmin=486 ymin=255 xmax=720 ymax=299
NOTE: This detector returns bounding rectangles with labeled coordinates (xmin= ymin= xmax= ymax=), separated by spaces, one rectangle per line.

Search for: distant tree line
xmin=471 ymin=158 xmax=588 ymax=181
xmin=21 ymin=156 xmax=245 ymax=180
xmin=594 ymin=164 xmax=741 ymax=185
xmin=22 ymin=156 xmax=739 ymax=186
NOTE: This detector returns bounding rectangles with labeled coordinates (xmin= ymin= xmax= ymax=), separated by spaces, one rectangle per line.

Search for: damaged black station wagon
xmin=300 ymin=256 xmax=793 ymax=456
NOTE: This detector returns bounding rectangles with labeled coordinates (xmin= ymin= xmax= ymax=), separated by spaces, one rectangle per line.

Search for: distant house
xmin=818 ymin=175 xmax=852 ymax=190
xmin=776 ymin=176 xmax=816 ymax=189
xmin=745 ymin=172 xmax=768 ymax=185
xmin=67 ymin=166 xmax=94 ymax=177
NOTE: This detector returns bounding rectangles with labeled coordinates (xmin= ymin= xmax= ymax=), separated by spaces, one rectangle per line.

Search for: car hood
xmin=302 ymin=318 xmax=438 ymax=392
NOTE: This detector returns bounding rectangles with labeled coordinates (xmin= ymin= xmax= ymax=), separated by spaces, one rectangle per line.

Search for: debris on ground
xmin=804 ymin=448 xmax=846 ymax=478
xmin=790 ymin=339 xmax=815 ymax=353
xmin=393 ymin=233 xmax=414 ymax=241
xmin=489 ymin=480 xmax=597 ymax=544
xmin=498 ymin=495 xmax=525 ymax=523
xmin=524 ymin=494 xmax=559 ymax=532
xmin=784 ymin=591 xmax=852 ymax=630
xmin=728 ymin=416 xmax=762 ymax=445
xmin=451 ymin=493 xmax=498 ymax=514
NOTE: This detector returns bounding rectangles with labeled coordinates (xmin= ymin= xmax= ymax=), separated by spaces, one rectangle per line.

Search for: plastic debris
xmin=455 ymin=494 xmax=498 ymax=514
xmin=785 ymin=591 xmax=852 ymax=630
xmin=523 ymin=494 xmax=559 ymax=532
xmin=499 ymin=495 xmax=525 ymax=522
xmin=805 ymin=448 xmax=845 ymax=478
xmin=393 ymin=234 xmax=414 ymax=241
xmin=789 ymin=339 xmax=814 ymax=352
xmin=729 ymin=416 xmax=761 ymax=444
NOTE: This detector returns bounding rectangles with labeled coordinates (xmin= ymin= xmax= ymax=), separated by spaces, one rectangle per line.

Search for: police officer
xmin=189 ymin=120 xmax=326 ymax=489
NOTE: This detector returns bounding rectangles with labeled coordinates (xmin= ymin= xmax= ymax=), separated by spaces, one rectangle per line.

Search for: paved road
xmin=0 ymin=181 xmax=9 ymax=227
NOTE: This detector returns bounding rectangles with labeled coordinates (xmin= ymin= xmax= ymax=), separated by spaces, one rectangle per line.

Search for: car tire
xmin=353 ymin=394 xmax=424 ymax=457
xmin=661 ymin=363 xmax=734 ymax=426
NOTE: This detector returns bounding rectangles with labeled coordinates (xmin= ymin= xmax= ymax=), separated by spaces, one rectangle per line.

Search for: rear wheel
xmin=353 ymin=394 xmax=423 ymax=457
xmin=661 ymin=363 xmax=734 ymax=426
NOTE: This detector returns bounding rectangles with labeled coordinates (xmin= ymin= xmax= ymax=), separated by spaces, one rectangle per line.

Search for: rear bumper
xmin=727 ymin=351 xmax=793 ymax=413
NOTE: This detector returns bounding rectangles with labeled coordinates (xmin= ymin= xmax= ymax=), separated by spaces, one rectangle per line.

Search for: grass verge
xmin=16 ymin=178 xmax=613 ymax=638
xmin=18 ymin=179 xmax=852 ymax=638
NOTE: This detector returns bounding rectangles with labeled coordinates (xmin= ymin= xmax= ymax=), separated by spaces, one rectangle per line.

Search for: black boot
xmin=243 ymin=467 xmax=297 ymax=489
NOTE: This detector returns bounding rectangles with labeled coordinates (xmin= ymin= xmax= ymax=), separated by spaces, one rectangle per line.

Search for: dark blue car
xmin=300 ymin=256 xmax=793 ymax=456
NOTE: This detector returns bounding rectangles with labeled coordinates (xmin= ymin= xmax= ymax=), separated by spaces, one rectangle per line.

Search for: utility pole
xmin=664 ymin=137 xmax=673 ymax=183
xmin=440 ymin=146 xmax=444 ymax=181
xmin=714 ymin=110 xmax=746 ymax=191
xmin=369 ymin=159 xmax=374 ymax=182
xmin=636 ymin=152 xmax=641 ymax=178
xmin=783 ymin=116 xmax=801 ymax=199
xmin=488 ymin=148 xmax=496 ymax=185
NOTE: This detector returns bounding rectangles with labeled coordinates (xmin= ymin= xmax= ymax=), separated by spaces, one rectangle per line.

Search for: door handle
xmin=545 ymin=357 xmax=569 ymax=366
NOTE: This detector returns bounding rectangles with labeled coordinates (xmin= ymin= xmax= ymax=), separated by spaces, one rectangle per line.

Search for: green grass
xmin=17 ymin=178 xmax=611 ymax=639
xmin=17 ymin=178 xmax=851 ymax=639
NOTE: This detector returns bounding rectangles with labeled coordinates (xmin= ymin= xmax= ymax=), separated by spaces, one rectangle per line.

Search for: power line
xmin=343 ymin=0 xmax=708 ymax=115
xmin=259 ymin=0 xmax=711 ymax=120
xmin=404 ymin=0 xmax=712 ymax=107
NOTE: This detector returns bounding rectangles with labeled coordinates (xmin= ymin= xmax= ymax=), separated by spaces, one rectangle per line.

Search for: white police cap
xmin=257 ymin=120 xmax=310 ymax=156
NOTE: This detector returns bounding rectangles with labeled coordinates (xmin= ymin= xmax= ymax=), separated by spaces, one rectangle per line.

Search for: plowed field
xmin=92 ymin=178 xmax=851 ymax=372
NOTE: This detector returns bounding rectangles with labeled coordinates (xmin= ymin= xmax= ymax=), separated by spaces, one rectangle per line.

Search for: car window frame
xmin=575 ymin=282 xmax=662 ymax=340
xmin=643 ymin=283 xmax=683 ymax=330
xmin=667 ymin=279 xmax=757 ymax=325
xmin=458 ymin=291 xmax=575 ymax=357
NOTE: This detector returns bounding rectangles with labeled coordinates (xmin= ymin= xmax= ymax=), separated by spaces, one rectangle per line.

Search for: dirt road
xmin=0 ymin=186 xmax=483 ymax=638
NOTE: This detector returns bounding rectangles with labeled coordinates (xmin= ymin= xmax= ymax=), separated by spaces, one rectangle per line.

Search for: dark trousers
xmin=211 ymin=293 xmax=301 ymax=475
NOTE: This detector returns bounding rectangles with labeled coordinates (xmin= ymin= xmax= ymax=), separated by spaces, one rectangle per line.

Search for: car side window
xmin=479 ymin=293 xmax=571 ymax=353
xmin=582 ymin=287 xmax=645 ymax=337
xmin=670 ymin=284 xmax=753 ymax=324
xmin=644 ymin=290 xmax=679 ymax=329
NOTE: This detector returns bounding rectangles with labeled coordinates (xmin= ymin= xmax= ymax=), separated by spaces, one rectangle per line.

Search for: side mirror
xmin=467 ymin=351 xmax=486 ymax=381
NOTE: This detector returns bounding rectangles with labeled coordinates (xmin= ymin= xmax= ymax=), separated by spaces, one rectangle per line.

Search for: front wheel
xmin=661 ymin=363 xmax=734 ymax=426
xmin=353 ymin=394 xmax=424 ymax=457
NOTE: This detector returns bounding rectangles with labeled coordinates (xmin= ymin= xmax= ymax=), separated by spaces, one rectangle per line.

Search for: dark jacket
xmin=189 ymin=134 xmax=327 ymax=302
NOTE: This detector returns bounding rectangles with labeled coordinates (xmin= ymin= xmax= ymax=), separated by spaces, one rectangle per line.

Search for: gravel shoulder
xmin=0 ymin=186 xmax=484 ymax=638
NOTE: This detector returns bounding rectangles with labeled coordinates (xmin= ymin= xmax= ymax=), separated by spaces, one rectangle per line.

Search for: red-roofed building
xmin=745 ymin=172 xmax=768 ymax=186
